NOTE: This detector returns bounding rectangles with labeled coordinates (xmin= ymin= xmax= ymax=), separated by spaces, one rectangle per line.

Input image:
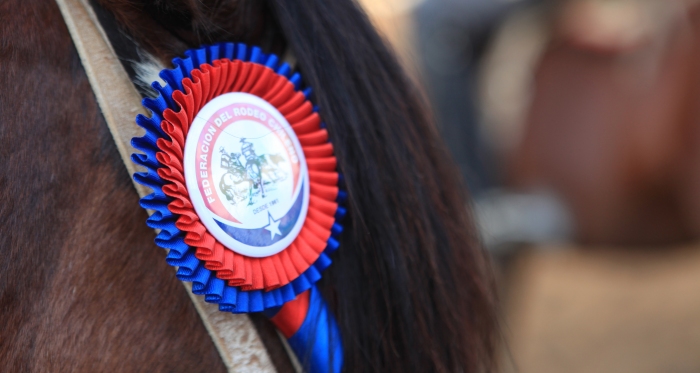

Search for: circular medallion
xmin=183 ymin=92 xmax=310 ymax=258
xmin=132 ymin=44 xmax=345 ymax=312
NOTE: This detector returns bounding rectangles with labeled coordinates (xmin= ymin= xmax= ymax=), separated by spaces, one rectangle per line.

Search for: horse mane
xmin=1 ymin=0 xmax=498 ymax=371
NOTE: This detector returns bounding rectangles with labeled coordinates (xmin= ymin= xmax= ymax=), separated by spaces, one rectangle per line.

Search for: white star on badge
xmin=263 ymin=212 xmax=282 ymax=240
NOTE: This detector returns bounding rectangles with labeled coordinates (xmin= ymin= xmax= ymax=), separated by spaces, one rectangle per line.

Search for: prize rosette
xmin=130 ymin=43 xmax=346 ymax=314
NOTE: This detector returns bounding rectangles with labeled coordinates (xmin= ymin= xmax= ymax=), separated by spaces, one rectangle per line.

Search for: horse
xmin=0 ymin=0 xmax=497 ymax=372
xmin=261 ymin=154 xmax=287 ymax=184
xmin=220 ymin=172 xmax=253 ymax=206
xmin=220 ymin=149 xmax=254 ymax=205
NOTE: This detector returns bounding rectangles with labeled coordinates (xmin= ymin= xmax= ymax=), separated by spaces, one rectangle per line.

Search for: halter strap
xmin=54 ymin=0 xmax=279 ymax=371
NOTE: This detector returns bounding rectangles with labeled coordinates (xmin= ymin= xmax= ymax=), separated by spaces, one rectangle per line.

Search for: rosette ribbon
xmin=130 ymin=42 xmax=344 ymax=372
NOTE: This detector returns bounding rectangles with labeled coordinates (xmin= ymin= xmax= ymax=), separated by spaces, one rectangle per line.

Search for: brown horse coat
xmin=0 ymin=1 xmax=272 ymax=371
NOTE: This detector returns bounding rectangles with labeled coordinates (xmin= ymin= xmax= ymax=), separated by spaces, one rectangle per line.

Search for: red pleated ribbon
xmin=155 ymin=59 xmax=339 ymax=292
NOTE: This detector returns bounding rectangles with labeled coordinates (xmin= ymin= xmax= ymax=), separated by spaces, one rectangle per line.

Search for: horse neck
xmin=0 ymin=1 xmax=232 ymax=370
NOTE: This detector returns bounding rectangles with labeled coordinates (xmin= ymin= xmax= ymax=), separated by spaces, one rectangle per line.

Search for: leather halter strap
xmin=54 ymin=0 xmax=278 ymax=371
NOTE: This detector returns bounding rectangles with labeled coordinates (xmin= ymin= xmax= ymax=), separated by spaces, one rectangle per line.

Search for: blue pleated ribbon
xmin=130 ymin=42 xmax=346 ymax=313
xmin=130 ymin=43 xmax=346 ymax=371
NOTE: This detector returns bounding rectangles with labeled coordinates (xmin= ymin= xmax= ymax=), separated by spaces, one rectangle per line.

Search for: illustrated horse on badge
xmin=219 ymin=139 xmax=288 ymax=206
xmin=218 ymin=147 xmax=252 ymax=205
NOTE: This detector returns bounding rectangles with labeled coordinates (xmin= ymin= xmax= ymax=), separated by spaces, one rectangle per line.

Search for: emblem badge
xmin=184 ymin=92 xmax=310 ymax=258
xmin=130 ymin=43 xmax=346 ymax=372
xmin=132 ymin=43 xmax=344 ymax=313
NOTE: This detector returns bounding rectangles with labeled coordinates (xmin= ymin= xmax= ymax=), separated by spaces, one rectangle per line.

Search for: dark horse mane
xmin=1 ymin=0 xmax=497 ymax=372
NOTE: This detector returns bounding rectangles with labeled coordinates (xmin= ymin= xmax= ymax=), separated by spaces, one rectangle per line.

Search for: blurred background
xmin=358 ymin=0 xmax=700 ymax=372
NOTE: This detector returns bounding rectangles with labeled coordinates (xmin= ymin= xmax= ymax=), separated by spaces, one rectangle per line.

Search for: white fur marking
xmin=132 ymin=50 xmax=166 ymax=98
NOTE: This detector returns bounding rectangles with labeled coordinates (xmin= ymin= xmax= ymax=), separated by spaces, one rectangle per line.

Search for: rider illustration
xmin=240 ymin=138 xmax=265 ymax=203
xmin=219 ymin=138 xmax=289 ymax=207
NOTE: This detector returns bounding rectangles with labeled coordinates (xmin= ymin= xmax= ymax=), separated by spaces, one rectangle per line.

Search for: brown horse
xmin=1 ymin=0 xmax=497 ymax=372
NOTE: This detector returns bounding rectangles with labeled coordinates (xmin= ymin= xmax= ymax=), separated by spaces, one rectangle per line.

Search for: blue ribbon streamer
xmin=288 ymin=286 xmax=343 ymax=373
